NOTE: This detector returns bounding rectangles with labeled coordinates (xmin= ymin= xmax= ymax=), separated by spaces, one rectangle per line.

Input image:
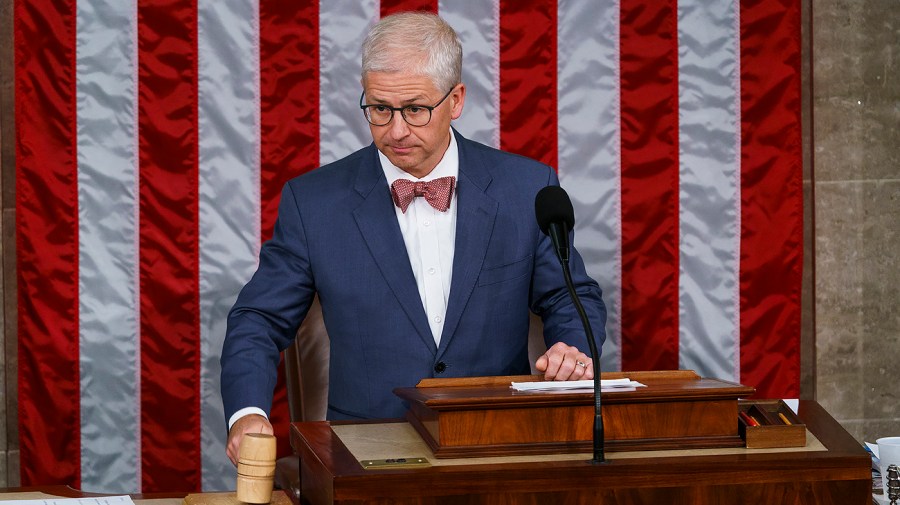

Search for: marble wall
xmin=0 ymin=0 xmax=897 ymax=489
xmin=812 ymin=0 xmax=900 ymax=441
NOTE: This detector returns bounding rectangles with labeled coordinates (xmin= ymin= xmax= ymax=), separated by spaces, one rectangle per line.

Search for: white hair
xmin=361 ymin=11 xmax=462 ymax=92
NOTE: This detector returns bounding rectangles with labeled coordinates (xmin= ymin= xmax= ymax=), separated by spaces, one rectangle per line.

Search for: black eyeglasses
xmin=359 ymin=87 xmax=456 ymax=127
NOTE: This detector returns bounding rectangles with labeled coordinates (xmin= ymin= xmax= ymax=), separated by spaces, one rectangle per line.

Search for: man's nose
xmin=388 ymin=113 xmax=411 ymax=138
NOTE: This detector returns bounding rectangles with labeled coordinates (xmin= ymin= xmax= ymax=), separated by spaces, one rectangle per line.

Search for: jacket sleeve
xmin=220 ymin=183 xmax=317 ymax=425
xmin=529 ymin=169 xmax=608 ymax=357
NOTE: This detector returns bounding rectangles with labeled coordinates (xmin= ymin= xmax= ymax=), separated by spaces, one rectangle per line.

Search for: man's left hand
xmin=534 ymin=342 xmax=593 ymax=381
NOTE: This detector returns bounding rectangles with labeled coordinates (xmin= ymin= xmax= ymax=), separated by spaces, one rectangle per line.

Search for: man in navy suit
xmin=221 ymin=11 xmax=606 ymax=464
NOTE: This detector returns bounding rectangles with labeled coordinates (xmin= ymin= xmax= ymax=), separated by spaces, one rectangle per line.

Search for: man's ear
xmin=450 ymin=83 xmax=466 ymax=120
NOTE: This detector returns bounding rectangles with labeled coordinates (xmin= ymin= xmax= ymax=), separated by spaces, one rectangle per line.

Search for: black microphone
xmin=535 ymin=185 xmax=574 ymax=264
xmin=535 ymin=185 xmax=606 ymax=464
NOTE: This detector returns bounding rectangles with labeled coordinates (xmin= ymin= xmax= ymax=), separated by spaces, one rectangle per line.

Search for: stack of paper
xmin=510 ymin=378 xmax=646 ymax=392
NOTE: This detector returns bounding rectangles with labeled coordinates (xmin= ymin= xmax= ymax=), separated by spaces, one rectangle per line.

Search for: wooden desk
xmin=291 ymin=401 xmax=871 ymax=505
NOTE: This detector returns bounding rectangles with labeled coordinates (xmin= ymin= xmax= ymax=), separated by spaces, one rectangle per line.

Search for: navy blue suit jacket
xmin=221 ymin=130 xmax=606 ymax=421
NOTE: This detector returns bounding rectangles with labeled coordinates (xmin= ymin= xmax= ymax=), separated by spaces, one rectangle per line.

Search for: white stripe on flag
xmin=440 ymin=0 xmax=500 ymax=148
xmin=676 ymin=0 xmax=742 ymax=381
xmin=197 ymin=0 xmax=262 ymax=491
xmin=557 ymin=0 xmax=622 ymax=372
xmin=76 ymin=0 xmax=140 ymax=493
xmin=319 ymin=0 xmax=377 ymax=165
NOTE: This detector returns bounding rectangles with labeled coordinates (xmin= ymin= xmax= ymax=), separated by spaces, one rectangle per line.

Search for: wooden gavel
xmin=236 ymin=433 xmax=276 ymax=504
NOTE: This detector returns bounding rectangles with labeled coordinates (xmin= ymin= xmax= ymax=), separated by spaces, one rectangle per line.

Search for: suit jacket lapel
xmin=438 ymin=132 xmax=498 ymax=357
xmin=352 ymin=146 xmax=438 ymax=354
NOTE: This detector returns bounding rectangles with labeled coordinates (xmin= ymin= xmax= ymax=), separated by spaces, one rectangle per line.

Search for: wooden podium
xmin=394 ymin=370 xmax=754 ymax=457
xmin=290 ymin=373 xmax=871 ymax=505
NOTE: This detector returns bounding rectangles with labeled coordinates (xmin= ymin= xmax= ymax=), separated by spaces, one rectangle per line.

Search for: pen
xmin=739 ymin=411 xmax=760 ymax=427
xmin=778 ymin=412 xmax=792 ymax=425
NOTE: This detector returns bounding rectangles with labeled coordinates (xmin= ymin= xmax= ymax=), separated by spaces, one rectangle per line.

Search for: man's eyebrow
xmin=367 ymin=94 xmax=429 ymax=105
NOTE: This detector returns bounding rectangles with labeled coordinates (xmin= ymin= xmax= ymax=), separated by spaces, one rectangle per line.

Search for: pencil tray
xmin=738 ymin=399 xmax=806 ymax=449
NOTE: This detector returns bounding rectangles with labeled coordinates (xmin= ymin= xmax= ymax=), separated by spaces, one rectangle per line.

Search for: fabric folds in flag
xmin=14 ymin=0 xmax=802 ymax=492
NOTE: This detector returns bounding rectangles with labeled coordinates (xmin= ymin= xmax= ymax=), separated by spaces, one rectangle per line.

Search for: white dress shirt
xmin=380 ymin=130 xmax=459 ymax=346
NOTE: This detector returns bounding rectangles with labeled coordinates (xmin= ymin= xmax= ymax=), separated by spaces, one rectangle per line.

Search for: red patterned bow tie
xmin=390 ymin=176 xmax=456 ymax=214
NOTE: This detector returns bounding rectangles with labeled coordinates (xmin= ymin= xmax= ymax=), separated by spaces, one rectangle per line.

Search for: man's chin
xmin=386 ymin=155 xmax=419 ymax=173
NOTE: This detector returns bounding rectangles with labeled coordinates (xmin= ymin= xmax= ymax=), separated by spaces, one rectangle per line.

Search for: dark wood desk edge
xmin=396 ymin=377 xmax=756 ymax=409
xmin=414 ymin=370 xmax=703 ymax=388
xmin=0 ymin=485 xmax=188 ymax=500
xmin=798 ymin=400 xmax=869 ymax=454
xmin=0 ymin=485 xmax=90 ymax=498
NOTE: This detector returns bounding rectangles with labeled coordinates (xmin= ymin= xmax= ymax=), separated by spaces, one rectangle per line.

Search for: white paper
xmin=0 ymin=497 xmax=136 ymax=505
xmin=867 ymin=441 xmax=880 ymax=459
xmin=510 ymin=378 xmax=645 ymax=391
xmin=782 ymin=398 xmax=799 ymax=414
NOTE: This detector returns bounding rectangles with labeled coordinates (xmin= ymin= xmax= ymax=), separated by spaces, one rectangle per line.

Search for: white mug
xmin=877 ymin=436 xmax=900 ymax=494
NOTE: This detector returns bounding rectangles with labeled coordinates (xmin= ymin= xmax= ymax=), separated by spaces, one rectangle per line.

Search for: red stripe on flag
xmin=619 ymin=0 xmax=680 ymax=371
xmin=739 ymin=0 xmax=802 ymax=397
xmin=499 ymin=0 xmax=558 ymax=169
xmin=14 ymin=0 xmax=81 ymax=487
xmin=259 ymin=0 xmax=321 ymax=459
xmin=260 ymin=1 xmax=320 ymax=241
xmin=137 ymin=1 xmax=201 ymax=492
xmin=380 ymin=0 xmax=438 ymax=17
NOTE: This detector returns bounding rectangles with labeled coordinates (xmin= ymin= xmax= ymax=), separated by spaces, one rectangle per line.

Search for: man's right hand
xmin=226 ymin=413 xmax=274 ymax=466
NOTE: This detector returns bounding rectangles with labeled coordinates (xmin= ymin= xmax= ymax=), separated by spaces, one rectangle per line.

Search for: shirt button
xmin=423 ymin=220 xmax=431 ymax=226
xmin=428 ymin=267 xmax=436 ymax=275
xmin=433 ymin=315 xmax=443 ymax=324
xmin=434 ymin=362 xmax=447 ymax=373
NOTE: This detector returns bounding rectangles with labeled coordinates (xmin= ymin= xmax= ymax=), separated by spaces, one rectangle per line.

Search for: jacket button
xmin=434 ymin=362 xmax=447 ymax=374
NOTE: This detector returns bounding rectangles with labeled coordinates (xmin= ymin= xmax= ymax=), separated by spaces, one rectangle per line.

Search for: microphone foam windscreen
xmin=534 ymin=185 xmax=575 ymax=235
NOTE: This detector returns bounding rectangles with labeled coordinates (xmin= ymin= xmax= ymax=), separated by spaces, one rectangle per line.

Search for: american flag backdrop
xmin=14 ymin=0 xmax=802 ymax=493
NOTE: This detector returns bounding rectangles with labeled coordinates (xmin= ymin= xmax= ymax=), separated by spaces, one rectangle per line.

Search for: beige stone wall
xmin=0 ymin=0 xmax=896 ymax=489
xmin=812 ymin=0 xmax=900 ymax=441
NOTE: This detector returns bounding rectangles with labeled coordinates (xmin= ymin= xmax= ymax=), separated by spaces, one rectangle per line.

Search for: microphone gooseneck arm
xmin=555 ymin=222 xmax=605 ymax=464
xmin=546 ymin=222 xmax=570 ymax=264
xmin=535 ymin=185 xmax=606 ymax=464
